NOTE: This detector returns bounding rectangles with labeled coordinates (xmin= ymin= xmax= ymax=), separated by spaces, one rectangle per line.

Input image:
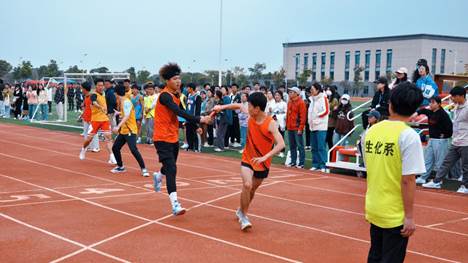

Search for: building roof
xmin=283 ymin=34 xmax=468 ymax=48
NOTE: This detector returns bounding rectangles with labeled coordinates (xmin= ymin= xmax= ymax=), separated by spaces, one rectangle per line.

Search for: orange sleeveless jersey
xmin=242 ymin=115 xmax=275 ymax=171
xmin=153 ymin=88 xmax=180 ymax=143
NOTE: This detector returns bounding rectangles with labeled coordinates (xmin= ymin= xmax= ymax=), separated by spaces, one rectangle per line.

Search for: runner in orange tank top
xmin=213 ymin=92 xmax=285 ymax=231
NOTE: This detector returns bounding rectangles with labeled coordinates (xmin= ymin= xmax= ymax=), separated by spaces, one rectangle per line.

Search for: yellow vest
xmin=120 ymin=99 xmax=138 ymax=135
xmin=144 ymin=94 xmax=156 ymax=118
xmin=91 ymin=91 xmax=109 ymax=122
xmin=364 ymin=120 xmax=409 ymax=228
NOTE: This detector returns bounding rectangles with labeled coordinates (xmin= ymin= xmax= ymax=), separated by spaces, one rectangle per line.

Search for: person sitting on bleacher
xmin=414 ymin=96 xmax=453 ymax=184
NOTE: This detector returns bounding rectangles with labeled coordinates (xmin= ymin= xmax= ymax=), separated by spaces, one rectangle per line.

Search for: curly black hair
xmin=159 ymin=63 xmax=181 ymax=81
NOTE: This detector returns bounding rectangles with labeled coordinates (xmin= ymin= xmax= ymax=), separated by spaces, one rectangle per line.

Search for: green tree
xmin=46 ymin=60 xmax=60 ymax=77
xmin=136 ymin=70 xmax=151 ymax=84
xmin=205 ymin=70 xmax=219 ymax=85
xmin=13 ymin=61 xmax=33 ymax=80
xmin=320 ymin=76 xmax=333 ymax=86
xmin=90 ymin=67 xmax=109 ymax=73
xmin=297 ymin=69 xmax=312 ymax=86
xmin=248 ymin=62 xmax=266 ymax=82
xmin=353 ymin=66 xmax=364 ymax=96
xmin=126 ymin=67 xmax=137 ymax=82
xmin=65 ymin=65 xmax=86 ymax=73
xmin=0 ymin=59 xmax=12 ymax=77
xmin=272 ymin=67 xmax=286 ymax=88
xmin=38 ymin=65 xmax=49 ymax=78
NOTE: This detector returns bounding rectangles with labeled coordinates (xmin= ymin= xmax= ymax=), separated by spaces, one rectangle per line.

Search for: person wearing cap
xmin=367 ymin=109 xmax=381 ymax=127
xmin=332 ymin=94 xmax=354 ymax=146
xmin=286 ymin=86 xmax=306 ymax=168
xmin=413 ymin=96 xmax=453 ymax=184
xmin=389 ymin=67 xmax=409 ymax=89
xmin=362 ymin=77 xmax=390 ymax=128
xmin=152 ymin=63 xmax=212 ymax=215
xmin=414 ymin=59 xmax=439 ymax=106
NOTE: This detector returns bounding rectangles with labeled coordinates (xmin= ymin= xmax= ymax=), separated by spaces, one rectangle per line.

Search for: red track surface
xmin=0 ymin=123 xmax=466 ymax=262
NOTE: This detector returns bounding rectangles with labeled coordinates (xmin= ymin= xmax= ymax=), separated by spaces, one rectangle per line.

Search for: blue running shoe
xmin=236 ymin=208 xmax=243 ymax=222
xmin=153 ymin=172 xmax=163 ymax=192
xmin=240 ymin=215 xmax=252 ymax=231
xmin=172 ymin=201 xmax=186 ymax=216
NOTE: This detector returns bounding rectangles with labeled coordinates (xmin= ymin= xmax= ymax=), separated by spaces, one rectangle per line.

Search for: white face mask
xmin=341 ymin=99 xmax=349 ymax=105
xmin=326 ymin=90 xmax=332 ymax=96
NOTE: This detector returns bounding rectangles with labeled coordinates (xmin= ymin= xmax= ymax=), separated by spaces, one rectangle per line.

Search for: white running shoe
xmin=456 ymin=185 xmax=468 ymax=194
xmin=172 ymin=201 xmax=186 ymax=216
xmin=415 ymin=177 xmax=426 ymax=184
xmin=203 ymin=142 xmax=210 ymax=147
xmin=232 ymin=142 xmax=242 ymax=148
xmin=214 ymin=148 xmax=224 ymax=152
xmin=136 ymin=137 xmax=142 ymax=144
xmin=108 ymin=154 xmax=117 ymax=165
xmin=181 ymin=143 xmax=189 ymax=149
xmin=153 ymin=172 xmax=163 ymax=192
xmin=422 ymin=180 xmax=442 ymax=189
xmin=309 ymin=167 xmax=318 ymax=171
xmin=320 ymin=168 xmax=329 ymax=173
xmin=458 ymin=176 xmax=463 ymax=182
xmin=79 ymin=148 xmax=86 ymax=160
xmin=141 ymin=168 xmax=150 ymax=177
xmin=240 ymin=215 xmax=252 ymax=231
xmin=235 ymin=208 xmax=243 ymax=222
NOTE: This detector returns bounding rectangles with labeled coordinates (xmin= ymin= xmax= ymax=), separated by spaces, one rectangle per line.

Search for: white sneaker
xmin=422 ymin=180 xmax=442 ymax=189
xmin=181 ymin=143 xmax=189 ymax=149
xmin=320 ymin=168 xmax=329 ymax=173
xmin=415 ymin=177 xmax=426 ymax=184
xmin=458 ymin=176 xmax=463 ymax=182
xmin=214 ymin=148 xmax=224 ymax=152
xmin=79 ymin=148 xmax=86 ymax=160
xmin=141 ymin=168 xmax=150 ymax=177
xmin=278 ymin=152 xmax=285 ymax=158
xmin=295 ymin=165 xmax=304 ymax=169
xmin=232 ymin=142 xmax=242 ymax=148
xmin=456 ymin=185 xmax=468 ymax=194
xmin=203 ymin=142 xmax=210 ymax=147
xmin=136 ymin=137 xmax=142 ymax=144
xmin=108 ymin=154 xmax=117 ymax=165
xmin=91 ymin=148 xmax=100 ymax=153
xmin=309 ymin=167 xmax=318 ymax=171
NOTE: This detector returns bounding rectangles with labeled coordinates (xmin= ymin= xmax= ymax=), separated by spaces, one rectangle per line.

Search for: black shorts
xmin=241 ymin=162 xmax=269 ymax=179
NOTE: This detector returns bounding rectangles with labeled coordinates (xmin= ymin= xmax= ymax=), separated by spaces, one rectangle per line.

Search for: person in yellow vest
xmin=79 ymin=78 xmax=116 ymax=164
xmin=110 ymin=84 xmax=149 ymax=176
xmin=363 ymin=82 xmax=425 ymax=263
xmin=143 ymin=82 xmax=157 ymax=144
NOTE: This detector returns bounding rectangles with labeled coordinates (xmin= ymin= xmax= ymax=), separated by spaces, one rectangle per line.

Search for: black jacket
xmin=371 ymin=89 xmax=390 ymax=116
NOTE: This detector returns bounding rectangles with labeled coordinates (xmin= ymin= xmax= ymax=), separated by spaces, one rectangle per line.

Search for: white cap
xmin=341 ymin=94 xmax=351 ymax=101
xmin=395 ymin=67 xmax=408 ymax=74
xmin=288 ymin=86 xmax=301 ymax=94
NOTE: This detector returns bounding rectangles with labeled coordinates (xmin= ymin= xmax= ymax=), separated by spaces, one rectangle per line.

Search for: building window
xmin=363 ymin=85 xmax=369 ymax=96
xmin=441 ymin=49 xmax=446 ymax=74
xmin=432 ymin=48 xmax=437 ymax=74
xmin=355 ymin=51 xmax=361 ymax=67
xmin=295 ymin=53 xmax=300 ymax=78
xmin=312 ymin=53 xmax=317 ymax=81
xmin=330 ymin=52 xmax=335 ymax=80
xmin=386 ymin=49 xmax=392 ymax=73
xmin=321 ymin=52 xmax=326 ymax=80
xmin=345 ymin=51 xmax=350 ymax=81
xmin=365 ymin=50 xmax=371 ymax=81
xmin=375 ymin=49 xmax=381 ymax=78
xmin=304 ymin=53 xmax=309 ymax=71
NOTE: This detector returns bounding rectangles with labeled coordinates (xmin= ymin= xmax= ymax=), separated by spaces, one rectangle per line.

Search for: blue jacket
xmin=416 ymin=75 xmax=439 ymax=106
xmin=222 ymin=95 xmax=233 ymax=125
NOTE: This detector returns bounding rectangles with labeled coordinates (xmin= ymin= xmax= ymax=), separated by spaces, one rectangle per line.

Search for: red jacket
xmin=286 ymin=97 xmax=307 ymax=131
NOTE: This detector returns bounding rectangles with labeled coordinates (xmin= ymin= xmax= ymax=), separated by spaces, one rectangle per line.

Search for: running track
xmin=0 ymin=123 xmax=466 ymax=262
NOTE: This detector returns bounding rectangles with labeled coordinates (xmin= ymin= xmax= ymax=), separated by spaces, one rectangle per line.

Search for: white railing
xmin=327 ymin=124 xmax=362 ymax=163
xmin=347 ymin=99 xmax=372 ymax=121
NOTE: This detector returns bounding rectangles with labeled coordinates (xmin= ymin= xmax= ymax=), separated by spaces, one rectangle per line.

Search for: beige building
xmin=283 ymin=34 xmax=468 ymax=95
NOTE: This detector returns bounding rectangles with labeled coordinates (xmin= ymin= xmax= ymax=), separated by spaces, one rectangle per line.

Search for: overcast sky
xmin=1 ymin=0 xmax=467 ymax=74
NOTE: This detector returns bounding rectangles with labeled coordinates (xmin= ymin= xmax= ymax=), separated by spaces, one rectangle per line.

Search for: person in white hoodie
xmin=308 ymin=83 xmax=330 ymax=172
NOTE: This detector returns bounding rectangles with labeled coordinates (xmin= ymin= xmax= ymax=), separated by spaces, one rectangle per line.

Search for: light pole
xmin=218 ymin=0 xmax=223 ymax=86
